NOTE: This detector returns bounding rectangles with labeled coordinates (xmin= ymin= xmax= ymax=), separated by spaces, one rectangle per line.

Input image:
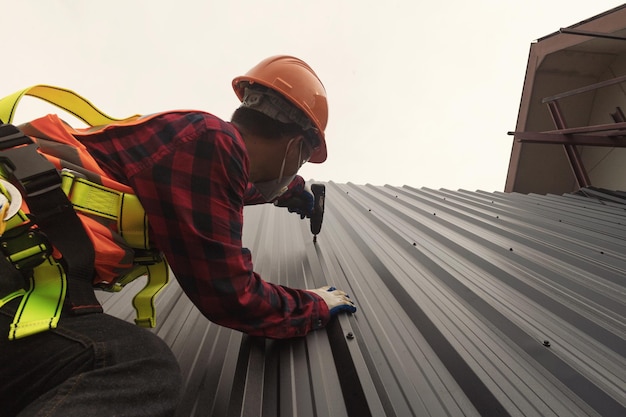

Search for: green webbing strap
xmin=0 ymin=208 xmax=66 ymax=340
xmin=61 ymin=171 xmax=149 ymax=249
xmin=111 ymin=259 xmax=170 ymax=327
xmin=0 ymin=289 xmax=25 ymax=309
xmin=0 ymin=172 xmax=169 ymax=333
xmin=60 ymin=169 xmax=169 ymax=327
xmin=130 ymin=261 xmax=170 ymax=328
xmin=0 ymin=170 xmax=169 ymax=333
xmin=0 ymin=123 xmax=97 ymax=340
xmin=8 ymin=257 xmax=66 ymax=339
xmin=0 ymin=85 xmax=139 ymax=126
xmin=0 ymin=126 xmax=66 ymax=340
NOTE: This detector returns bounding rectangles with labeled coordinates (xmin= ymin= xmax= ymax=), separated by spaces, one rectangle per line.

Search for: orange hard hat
xmin=232 ymin=55 xmax=328 ymax=163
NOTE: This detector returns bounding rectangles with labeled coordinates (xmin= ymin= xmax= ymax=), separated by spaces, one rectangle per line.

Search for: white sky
xmin=3 ymin=1 xmax=624 ymax=191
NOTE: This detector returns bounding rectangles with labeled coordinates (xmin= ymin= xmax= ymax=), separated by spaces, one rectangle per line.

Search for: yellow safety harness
xmin=0 ymin=85 xmax=170 ymax=339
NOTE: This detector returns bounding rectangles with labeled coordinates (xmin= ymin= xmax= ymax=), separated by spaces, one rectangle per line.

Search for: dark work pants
xmin=0 ymin=302 xmax=182 ymax=417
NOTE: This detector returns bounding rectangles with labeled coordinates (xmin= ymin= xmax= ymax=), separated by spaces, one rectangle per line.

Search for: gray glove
xmin=308 ymin=286 xmax=357 ymax=316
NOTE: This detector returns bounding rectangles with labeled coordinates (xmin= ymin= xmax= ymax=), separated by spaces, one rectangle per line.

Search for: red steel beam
xmin=508 ymin=131 xmax=626 ymax=147
xmin=547 ymin=101 xmax=591 ymax=188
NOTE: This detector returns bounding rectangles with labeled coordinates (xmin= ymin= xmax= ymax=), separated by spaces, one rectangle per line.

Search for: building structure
xmin=100 ymin=6 xmax=626 ymax=416
xmin=506 ymin=4 xmax=626 ymax=194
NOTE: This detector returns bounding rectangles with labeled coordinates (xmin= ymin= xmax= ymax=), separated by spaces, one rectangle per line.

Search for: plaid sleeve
xmin=89 ymin=112 xmax=330 ymax=338
xmin=243 ymin=182 xmax=266 ymax=205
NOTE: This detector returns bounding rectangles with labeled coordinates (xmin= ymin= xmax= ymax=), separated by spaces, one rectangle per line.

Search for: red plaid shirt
xmin=80 ymin=111 xmax=329 ymax=338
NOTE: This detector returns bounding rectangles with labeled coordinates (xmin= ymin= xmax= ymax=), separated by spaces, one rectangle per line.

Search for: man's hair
xmin=231 ymin=107 xmax=305 ymax=140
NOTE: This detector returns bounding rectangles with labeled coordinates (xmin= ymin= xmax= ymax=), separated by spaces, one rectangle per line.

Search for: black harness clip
xmin=0 ymin=124 xmax=62 ymax=197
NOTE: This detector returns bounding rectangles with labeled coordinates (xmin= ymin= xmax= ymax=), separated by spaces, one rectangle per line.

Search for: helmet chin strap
xmin=277 ymin=137 xmax=301 ymax=183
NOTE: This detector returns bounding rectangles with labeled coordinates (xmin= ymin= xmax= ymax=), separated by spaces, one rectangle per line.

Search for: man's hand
xmin=307 ymin=286 xmax=357 ymax=316
xmin=275 ymin=183 xmax=314 ymax=219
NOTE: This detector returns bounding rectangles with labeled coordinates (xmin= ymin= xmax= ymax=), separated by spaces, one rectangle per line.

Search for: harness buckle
xmin=0 ymin=222 xmax=53 ymax=271
xmin=133 ymin=249 xmax=163 ymax=266
xmin=0 ymin=124 xmax=62 ymax=197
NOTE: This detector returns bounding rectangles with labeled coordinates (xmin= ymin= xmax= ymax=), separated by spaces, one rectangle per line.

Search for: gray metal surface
xmin=98 ymin=183 xmax=626 ymax=417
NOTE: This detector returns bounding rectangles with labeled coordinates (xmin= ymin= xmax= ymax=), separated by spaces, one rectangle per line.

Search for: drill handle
xmin=310 ymin=184 xmax=325 ymax=236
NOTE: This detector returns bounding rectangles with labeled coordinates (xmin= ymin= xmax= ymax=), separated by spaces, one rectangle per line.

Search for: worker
xmin=0 ymin=55 xmax=356 ymax=416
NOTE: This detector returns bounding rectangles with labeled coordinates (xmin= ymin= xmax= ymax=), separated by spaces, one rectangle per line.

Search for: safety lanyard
xmin=0 ymin=85 xmax=139 ymax=126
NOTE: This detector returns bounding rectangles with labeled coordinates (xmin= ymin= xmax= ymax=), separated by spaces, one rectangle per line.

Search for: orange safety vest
xmin=21 ymin=114 xmax=152 ymax=287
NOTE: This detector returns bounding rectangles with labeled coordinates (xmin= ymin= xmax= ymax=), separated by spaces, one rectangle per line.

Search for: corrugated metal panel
xmin=97 ymin=183 xmax=626 ymax=417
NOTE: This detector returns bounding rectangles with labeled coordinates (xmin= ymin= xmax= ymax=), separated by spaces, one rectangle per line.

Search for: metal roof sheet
xmin=97 ymin=183 xmax=626 ymax=417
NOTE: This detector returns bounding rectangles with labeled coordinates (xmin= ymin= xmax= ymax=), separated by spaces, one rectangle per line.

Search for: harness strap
xmin=134 ymin=261 xmax=170 ymax=327
xmin=60 ymin=170 xmax=169 ymax=328
xmin=61 ymin=171 xmax=149 ymax=249
xmin=27 ymin=186 xmax=100 ymax=316
xmin=0 ymin=170 xmax=170 ymax=333
xmin=0 ymin=85 xmax=140 ymax=126
xmin=0 ymin=124 xmax=99 ymax=339
xmin=114 ymin=259 xmax=170 ymax=327
xmin=9 ymin=257 xmax=66 ymax=339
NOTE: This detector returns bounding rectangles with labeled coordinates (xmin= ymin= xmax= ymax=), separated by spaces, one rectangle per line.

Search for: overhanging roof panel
xmin=505 ymin=5 xmax=626 ymax=195
xmin=98 ymin=183 xmax=626 ymax=417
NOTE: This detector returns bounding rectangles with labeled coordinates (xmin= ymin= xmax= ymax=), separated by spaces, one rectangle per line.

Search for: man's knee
xmin=94 ymin=315 xmax=182 ymax=392
xmin=99 ymin=324 xmax=182 ymax=414
xmin=1 ymin=312 xmax=182 ymax=416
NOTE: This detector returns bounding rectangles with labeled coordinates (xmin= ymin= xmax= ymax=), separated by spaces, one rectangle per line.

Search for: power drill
xmin=310 ymin=184 xmax=325 ymax=242
xmin=275 ymin=183 xmax=325 ymax=242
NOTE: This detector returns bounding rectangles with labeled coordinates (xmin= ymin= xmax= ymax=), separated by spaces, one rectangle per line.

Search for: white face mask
xmin=253 ymin=138 xmax=303 ymax=202
xmin=253 ymin=173 xmax=297 ymax=202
